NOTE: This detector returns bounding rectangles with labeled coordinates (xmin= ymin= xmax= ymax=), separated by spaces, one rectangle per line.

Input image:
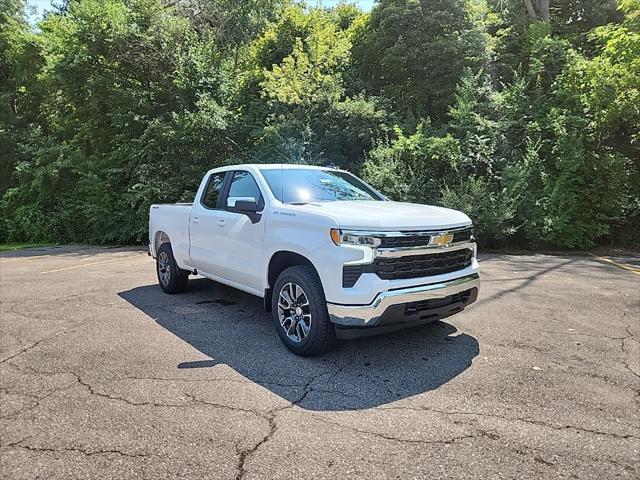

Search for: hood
xmin=293 ymin=201 xmax=472 ymax=231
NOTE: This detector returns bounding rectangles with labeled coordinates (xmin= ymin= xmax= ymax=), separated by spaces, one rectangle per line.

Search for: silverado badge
xmin=430 ymin=233 xmax=454 ymax=247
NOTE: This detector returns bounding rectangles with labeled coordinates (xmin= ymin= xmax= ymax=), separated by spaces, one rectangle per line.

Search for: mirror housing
xmin=227 ymin=196 xmax=256 ymax=209
xmin=234 ymin=199 xmax=258 ymax=213
xmin=227 ymin=196 xmax=261 ymax=223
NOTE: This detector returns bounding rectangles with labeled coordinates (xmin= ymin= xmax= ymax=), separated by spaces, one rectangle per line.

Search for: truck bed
xmin=149 ymin=203 xmax=193 ymax=268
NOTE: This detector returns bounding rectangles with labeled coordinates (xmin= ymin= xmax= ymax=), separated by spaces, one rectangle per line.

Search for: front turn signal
xmin=330 ymin=228 xmax=341 ymax=245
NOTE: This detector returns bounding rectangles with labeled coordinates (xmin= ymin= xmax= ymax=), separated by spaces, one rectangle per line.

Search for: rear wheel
xmin=271 ymin=265 xmax=336 ymax=356
xmin=156 ymin=243 xmax=189 ymax=294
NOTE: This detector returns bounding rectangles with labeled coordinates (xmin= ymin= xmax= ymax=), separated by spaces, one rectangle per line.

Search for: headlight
xmin=330 ymin=229 xmax=380 ymax=247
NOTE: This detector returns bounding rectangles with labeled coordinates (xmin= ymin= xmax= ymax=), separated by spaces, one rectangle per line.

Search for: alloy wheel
xmin=158 ymin=251 xmax=170 ymax=286
xmin=277 ymin=282 xmax=312 ymax=343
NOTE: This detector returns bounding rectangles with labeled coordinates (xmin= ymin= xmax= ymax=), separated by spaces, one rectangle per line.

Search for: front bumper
xmin=327 ymin=273 xmax=480 ymax=327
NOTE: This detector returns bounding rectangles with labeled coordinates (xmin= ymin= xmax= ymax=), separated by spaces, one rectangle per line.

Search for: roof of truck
xmin=246 ymin=164 xmax=335 ymax=170
xmin=207 ymin=164 xmax=343 ymax=175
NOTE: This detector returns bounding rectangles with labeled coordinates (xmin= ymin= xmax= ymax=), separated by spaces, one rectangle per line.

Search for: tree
xmin=0 ymin=0 xmax=37 ymax=195
xmin=1 ymin=0 xmax=233 ymax=243
xmin=168 ymin=0 xmax=283 ymax=71
xmin=238 ymin=3 xmax=388 ymax=169
xmin=1 ymin=0 xmax=637 ymax=248
xmin=351 ymin=0 xmax=485 ymax=122
xmin=523 ymin=0 xmax=550 ymax=21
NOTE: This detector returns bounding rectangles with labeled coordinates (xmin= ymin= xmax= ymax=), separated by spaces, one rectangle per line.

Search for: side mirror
xmin=227 ymin=196 xmax=258 ymax=211
xmin=235 ymin=199 xmax=258 ymax=212
xmin=227 ymin=196 xmax=261 ymax=223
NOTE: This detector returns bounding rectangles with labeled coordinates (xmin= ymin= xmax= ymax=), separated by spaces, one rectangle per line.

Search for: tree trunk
xmin=538 ymin=0 xmax=550 ymax=21
xmin=522 ymin=0 xmax=550 ymax=21
xmin=523 ymin=0 xmax=537 ymax=19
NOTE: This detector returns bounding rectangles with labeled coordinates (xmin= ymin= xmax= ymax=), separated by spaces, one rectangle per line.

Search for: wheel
xmin=271 ymin=265 xmax=336 ymax=356
xmin=156 ymin=243 xmax=189 ymax=294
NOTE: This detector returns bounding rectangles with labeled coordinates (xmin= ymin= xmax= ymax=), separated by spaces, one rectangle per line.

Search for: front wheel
xmin=271 ymin=265 xmax=336 ymax=356
xmin=156 ymin=243 xmax=189 ymax=294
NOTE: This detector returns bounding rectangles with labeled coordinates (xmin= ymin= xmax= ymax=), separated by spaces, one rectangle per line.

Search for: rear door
xmin=213 ymin=170 xmax=266 ymax=293
xmin=188 ymin=170 xmax=229 ymax=276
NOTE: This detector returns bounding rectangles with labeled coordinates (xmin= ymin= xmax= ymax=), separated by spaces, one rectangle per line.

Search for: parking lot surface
xmin=1 ymin=246 xmax=638 ymax=479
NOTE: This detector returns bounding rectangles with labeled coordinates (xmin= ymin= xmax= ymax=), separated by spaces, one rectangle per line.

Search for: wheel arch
xmin=264 ymin=250 xmax=319 ymax=312
xmin=153 ymin=230 xmax=171 ymax=257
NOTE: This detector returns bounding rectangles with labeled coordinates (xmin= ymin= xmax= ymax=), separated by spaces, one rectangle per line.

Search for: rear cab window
xmin=201 ymin=172 xmax=226 ymax=209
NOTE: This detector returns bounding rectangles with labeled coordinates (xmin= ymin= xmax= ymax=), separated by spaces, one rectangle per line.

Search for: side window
xmin=227 ymin=171 xmax=263 ymax=208
xmin=201 ymin=172 xmax=226 ymax=209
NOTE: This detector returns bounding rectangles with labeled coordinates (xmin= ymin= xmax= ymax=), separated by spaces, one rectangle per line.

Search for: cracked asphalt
xmin=1 ymin=246 xmax=638 ymax=479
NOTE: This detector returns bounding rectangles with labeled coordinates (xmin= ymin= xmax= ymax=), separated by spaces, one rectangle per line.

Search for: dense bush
xmin=1 ymin=0 xmax=638 ymax=248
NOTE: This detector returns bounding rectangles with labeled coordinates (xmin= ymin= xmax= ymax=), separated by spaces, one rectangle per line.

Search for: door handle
xmin=192 ymin=217 xmax=199 ymax=223
xmin=217 ymin=219 xmax=226 ymax=227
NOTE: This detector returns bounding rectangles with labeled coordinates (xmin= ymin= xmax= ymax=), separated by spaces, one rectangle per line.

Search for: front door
xmin=214 ymin=170 xmax=266 ymax=294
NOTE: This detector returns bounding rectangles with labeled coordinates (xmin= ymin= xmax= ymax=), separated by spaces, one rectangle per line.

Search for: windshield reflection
xmin=262 ymin=168 xmax=384 ymax=204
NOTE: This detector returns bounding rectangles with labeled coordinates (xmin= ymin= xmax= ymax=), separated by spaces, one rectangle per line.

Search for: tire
xmin=156 ymin=243 xmax=189 ymax=294
xmin=271 ymin=265 xmax=336 ymax=356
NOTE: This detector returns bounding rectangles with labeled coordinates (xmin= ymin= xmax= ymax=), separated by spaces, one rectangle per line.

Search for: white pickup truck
xmin=149 ymin=164 xmax=479 ymax=356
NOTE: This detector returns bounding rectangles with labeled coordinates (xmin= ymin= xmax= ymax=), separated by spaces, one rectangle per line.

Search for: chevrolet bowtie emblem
xmin=429 ymin=233 xmax=454 ymax=247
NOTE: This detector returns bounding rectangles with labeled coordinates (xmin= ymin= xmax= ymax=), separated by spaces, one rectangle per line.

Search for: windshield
xmin=261 ymin=168 xmax=385 ymax=203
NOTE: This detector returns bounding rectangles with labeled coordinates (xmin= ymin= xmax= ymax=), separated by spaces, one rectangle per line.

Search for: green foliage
xmin=239 ymin=3 xmax=385 ymax=168
xmin=1 ymin=0 xmax=638 ymax=248
xmin=441 ymin=177 xmax=519 ymax=245
xmin=1 ymin=0 xmax=232 ymax=243
xmin=351 ymin=0 xmax=486 ymax=122
xmin=363 ymin=124 xmax=462 ymax=204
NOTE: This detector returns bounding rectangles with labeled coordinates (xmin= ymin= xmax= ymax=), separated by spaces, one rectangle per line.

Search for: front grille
xmin=379 ymin=234 xmax=431 ymax=249
xmin=453 ymin=228 xmax=473 ymax=242
xmin=342 ymin=248 xmax=473 ymax=287
xmin=405 ymin=289 xmax=472 ymax=315
xmin=378 ymin=227 xmax=473 ymax=249
xmin=374 ymin=249 xmax=473 ymax=281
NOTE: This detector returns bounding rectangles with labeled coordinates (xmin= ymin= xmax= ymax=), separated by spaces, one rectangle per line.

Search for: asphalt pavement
xmin=1 ymin=246 xmax=638 ymax=479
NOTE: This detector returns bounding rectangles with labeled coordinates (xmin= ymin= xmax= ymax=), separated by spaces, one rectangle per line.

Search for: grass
xmin=0 ymin=242 xmax=53 ymax=252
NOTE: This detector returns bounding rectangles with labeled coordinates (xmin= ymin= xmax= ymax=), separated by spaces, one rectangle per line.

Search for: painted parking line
xmin=589 ymin=253 xmax=640 ymax=277
xmin=42 ymin=254 xmax=146 ymax=274
xmin=0 ymin=248 xmax=105 ymax=265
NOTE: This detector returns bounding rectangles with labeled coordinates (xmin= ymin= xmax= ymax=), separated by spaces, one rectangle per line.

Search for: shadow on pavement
xmin=119 ymin=278 xmax=479 ymax=411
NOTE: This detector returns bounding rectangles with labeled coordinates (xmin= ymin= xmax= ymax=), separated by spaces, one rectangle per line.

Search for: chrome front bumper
xmin=327 ymin=274 xmax=480 ymax=327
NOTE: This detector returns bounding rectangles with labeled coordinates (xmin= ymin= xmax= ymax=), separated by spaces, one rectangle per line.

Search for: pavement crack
xmin=75 ymin=375 xmax=189 ymax=408
xmin=6 ymin=363 xmax=187 ymax=408
xmin=620 ymin=325 xmax=640 ymax=382
xmin=0 ymin=435 xmax=34 ymax=449
xmin=234 ymin=413 xmax=278 ymax=480
xmin=5 ymin=362 xmax=293 ymax=414
xmin=293 ymin=363 xmax=349 ymax=407
xmin=6 ymin=442 xmax=157 ymax=458
xmin=234 ymin=365 xmax=346 ymax=480
xmin=4 ymin=307 xmax=44 ymax=322
xmin=0 ymin=382 xmax=77 ymax=419
xmin=312 ymin=416 xmax=492 ymax=446
xmin=0 ymin=341 xmax=42 ymax=364
xmin=184 ymin=392 xmax=265 ymax=415
xmin=380 ymin=406 xmax=639 ymax=440
xmin=0 ymin=328 xmax=79 ymax=364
